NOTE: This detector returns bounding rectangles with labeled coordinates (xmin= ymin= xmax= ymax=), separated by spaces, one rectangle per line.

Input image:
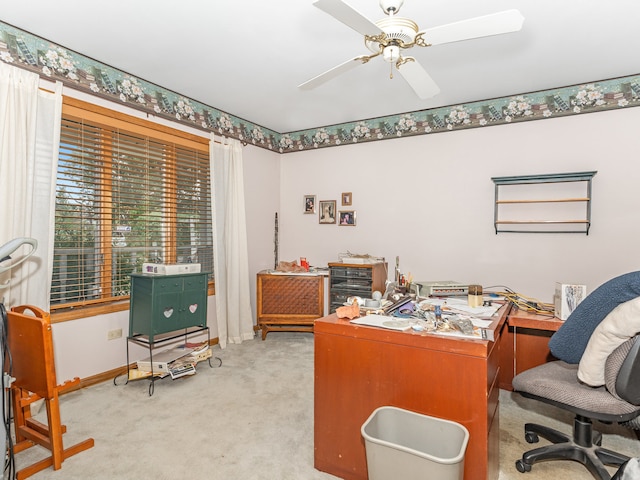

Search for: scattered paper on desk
xmin=469 ymin=317 xmax=493 ymax=328
xmin=351 ymin=315 xmax=412 ymax=331
xmin=267 ymin=270 xmax=320 ymax=276
xmin=420 ymin=297 xmax=500 ymax=317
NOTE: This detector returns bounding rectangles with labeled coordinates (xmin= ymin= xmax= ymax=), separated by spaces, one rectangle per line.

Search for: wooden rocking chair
xmin=6 ymin=305 xmax=94 ymax=479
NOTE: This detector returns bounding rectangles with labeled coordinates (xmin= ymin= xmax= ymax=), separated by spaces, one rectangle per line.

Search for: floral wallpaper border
xmin=2 ymin=20 xmax=639 ymax=154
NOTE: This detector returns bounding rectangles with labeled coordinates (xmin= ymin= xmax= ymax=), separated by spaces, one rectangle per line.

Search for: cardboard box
xmin=554 ymin=283 xmax=587 ymax=320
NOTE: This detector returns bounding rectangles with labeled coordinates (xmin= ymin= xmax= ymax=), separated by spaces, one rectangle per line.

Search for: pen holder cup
xmin=468 ymin=285 xmax=483 ymax=308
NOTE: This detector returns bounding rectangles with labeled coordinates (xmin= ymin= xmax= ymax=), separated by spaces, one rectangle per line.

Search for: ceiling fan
xmin=298 ymin=0 xmax=525 ymax=99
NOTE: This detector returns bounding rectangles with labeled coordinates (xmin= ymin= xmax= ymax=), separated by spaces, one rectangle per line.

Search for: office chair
xmin=512 ymin=334 xmax=640 ymax=480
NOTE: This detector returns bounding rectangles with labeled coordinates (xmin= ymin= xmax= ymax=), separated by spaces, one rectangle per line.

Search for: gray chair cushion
xmin=512 ymin=361 xmax=640 ymax=418
xmin=605 ymin=336 xmax=637 ymax=400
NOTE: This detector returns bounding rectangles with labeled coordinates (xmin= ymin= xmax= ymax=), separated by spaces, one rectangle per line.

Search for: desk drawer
xmin=330 ymin=266 xmax=373 ymax=280
xmin=153 ymin=277 xmax=184 ymax=291
xmin=331 ymin=285 xmax=371 ymax=298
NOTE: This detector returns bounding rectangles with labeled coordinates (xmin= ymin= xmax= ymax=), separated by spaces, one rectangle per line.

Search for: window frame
xmin=52 ymin=97 xmax=214 ymax=323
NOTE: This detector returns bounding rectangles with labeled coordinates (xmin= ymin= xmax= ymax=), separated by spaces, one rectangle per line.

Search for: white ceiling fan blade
xmin=313 ymin=0 xmax=383 ymax=37
xmin=419 ymin=9 xmax=524 ymax=46
xmin=298 ymin=57 xmax=364 ymax=90
xmin=396 ymin=59 xmax=440 ymax=100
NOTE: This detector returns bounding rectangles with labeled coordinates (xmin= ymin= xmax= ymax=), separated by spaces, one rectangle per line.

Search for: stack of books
xmin=168 ymin=358 xmax=197 ymax=379
xmin=135 ymin=342 xmax=211 ymax=380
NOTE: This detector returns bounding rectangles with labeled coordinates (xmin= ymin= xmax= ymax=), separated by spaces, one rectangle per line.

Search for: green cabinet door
xmin=129 ymin=272 xmax=208 ymax=342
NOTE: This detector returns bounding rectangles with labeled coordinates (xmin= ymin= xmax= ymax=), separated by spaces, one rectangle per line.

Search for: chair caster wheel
xmin=516 ymin=459 xmax=532 ymax=473
xmin=524 ymin=432 xmax=539 ymax=443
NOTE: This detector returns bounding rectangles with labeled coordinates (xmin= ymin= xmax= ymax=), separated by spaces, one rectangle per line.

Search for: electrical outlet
xmin=107 ymin=328 xmax=122 ymax=340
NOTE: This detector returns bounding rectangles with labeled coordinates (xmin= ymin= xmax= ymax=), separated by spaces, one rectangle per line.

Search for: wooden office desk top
xmin=314 ymin=305 xmax=507 ymax=356
xmin=508 ymin=308 xmax=563 ymax=331
xmin=314 ymin=304 xmax=509 ymax=480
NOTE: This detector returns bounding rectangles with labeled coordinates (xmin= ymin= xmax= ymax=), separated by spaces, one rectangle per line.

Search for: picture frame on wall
xmin=319 ymin=200 xmax=336 ymax=224
xmin=304 ymin=195 xmax=316 ymax=214
xmin=341 ymin=192 xmax=352 ymax=206
xmin=339 ymin=210 xmax=356 ymax=226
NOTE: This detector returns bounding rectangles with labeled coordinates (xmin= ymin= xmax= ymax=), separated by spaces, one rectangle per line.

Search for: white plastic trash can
xmin=361 ymin=406 xmax=469 ymax=480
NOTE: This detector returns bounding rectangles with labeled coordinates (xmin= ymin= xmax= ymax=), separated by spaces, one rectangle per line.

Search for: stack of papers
xmin=350 ymin=298 xmax=500 ymax=340
xmin=420 ymin=297 xmax=500 ymax=317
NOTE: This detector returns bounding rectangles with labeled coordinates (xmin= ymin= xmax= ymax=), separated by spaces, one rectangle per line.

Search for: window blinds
xmin=51 ymin=110 xmax=212 ymax=308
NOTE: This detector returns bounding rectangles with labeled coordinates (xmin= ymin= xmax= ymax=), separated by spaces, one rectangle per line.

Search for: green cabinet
xmin=129 ymin=272 xmax=208 ymax=342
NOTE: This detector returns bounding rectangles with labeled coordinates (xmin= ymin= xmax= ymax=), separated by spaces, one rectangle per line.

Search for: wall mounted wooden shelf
xmin=491 ymin=171 xmax=597 ymax=234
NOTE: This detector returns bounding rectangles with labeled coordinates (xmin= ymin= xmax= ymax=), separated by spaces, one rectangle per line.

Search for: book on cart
xmin=168 ymin=361 xmax=197 ymax=379
xmin=178 ymin=341 xmax=211 ymax=363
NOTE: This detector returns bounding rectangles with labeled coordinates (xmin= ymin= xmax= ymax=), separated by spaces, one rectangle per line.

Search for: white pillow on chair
xmin=578 ymin=296 xmax=640 ymax=387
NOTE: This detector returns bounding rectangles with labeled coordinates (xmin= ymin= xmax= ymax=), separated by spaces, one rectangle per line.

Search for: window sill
xmin=51 ymin=301 xmax=130 ymax=323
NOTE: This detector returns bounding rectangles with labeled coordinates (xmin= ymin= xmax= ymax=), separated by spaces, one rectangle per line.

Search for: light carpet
xmin=12 ymin=332 xmax=639 ymax=479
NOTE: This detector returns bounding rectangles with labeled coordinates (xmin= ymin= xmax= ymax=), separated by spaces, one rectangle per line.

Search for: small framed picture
xmin=339 ymin=210 xmax=356 ymax=226
xmin=304 ymin=195 xmax=316 ymax=214
xmin=342 ymin=192 xmax=352 ymax=206
xmin=319 ymin=200 xmax=336 ymax=224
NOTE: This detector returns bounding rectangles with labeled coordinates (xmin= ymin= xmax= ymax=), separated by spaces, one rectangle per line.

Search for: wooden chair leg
xmin=11 ymin=387 xmax=30 ymax=445
xmin=15 ymin=438 xmax=95 ymax=480
xmin=45 ymin=395 xmax=63 ymax=470
xmin=11 ymin=388 xmax=95 ymax=479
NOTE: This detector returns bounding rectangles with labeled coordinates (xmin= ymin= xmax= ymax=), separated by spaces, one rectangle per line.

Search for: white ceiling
xmin=2 ymin=0 xmax=640 ymax=133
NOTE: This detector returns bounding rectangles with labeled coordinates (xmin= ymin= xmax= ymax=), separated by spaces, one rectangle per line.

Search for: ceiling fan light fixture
xmin=379 ymin=0 xmax=404 ymax=15
xmin=382 ymin=44 xmax=400 ymax=63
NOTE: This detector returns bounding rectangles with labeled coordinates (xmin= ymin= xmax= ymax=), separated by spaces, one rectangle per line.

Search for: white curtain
xmin=210 ymin=135 xmax=254 ymax=348
xmin=0 ymin=63 xmax=61 ymax=309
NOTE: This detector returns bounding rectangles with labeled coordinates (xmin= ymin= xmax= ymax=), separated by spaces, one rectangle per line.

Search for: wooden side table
xmin=256 ymin=271 xmax=324 ymax=340
xmin=499 ymin=308 xmax=564 ymax=390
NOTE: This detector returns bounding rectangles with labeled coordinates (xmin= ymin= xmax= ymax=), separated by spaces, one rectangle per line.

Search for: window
xmin=51 ymin=98 xmax=213 ymax=311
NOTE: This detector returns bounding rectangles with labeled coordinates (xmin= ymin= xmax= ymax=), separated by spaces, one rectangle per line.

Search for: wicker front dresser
xmin=256 ymin=271 xmax=325 ymax=340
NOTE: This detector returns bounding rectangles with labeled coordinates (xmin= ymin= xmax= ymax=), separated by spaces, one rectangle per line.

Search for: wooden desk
xmin=499 ymin=308 xmax=563 ymax=390
xmin=314 ymin=305 xmax=509 ymax=480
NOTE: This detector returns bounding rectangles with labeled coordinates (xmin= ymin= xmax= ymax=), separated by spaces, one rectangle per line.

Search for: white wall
xmin=279 ymin=107 xmax=640 ymax=302
xmin=243 ymin=144 xmax=281 ymax=317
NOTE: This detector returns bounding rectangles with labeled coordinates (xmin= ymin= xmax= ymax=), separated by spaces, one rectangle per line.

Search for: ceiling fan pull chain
xmin=389 ymin=62 xmax=394 ymax=80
